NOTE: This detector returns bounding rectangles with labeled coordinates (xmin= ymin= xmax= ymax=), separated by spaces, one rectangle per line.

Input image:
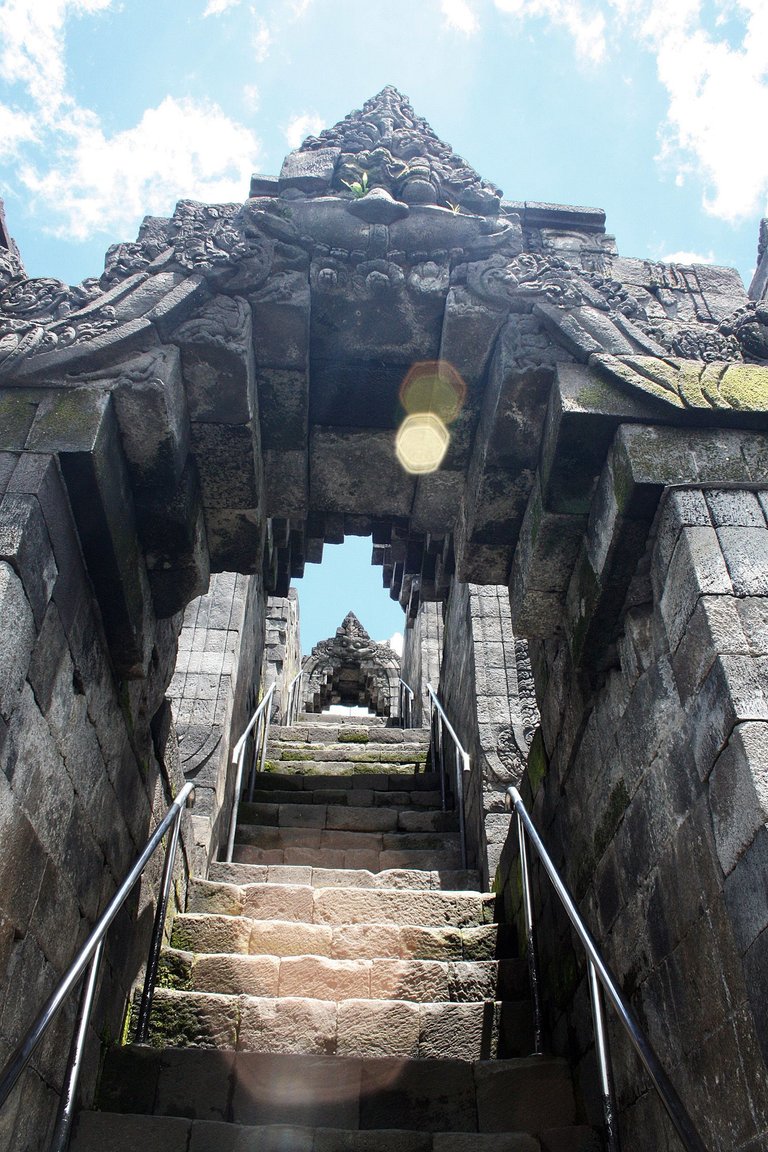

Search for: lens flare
xmin=399 ymin=360 xmax=466 ymax=425
xmin=395 ymin=412 xmax=450 ymax=474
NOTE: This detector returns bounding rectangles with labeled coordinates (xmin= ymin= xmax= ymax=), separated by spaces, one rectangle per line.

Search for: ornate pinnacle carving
xmin=339 ymin=611 xmax=370 ymax=641
xmin=300 ymin=86 xmax=502 ymax=215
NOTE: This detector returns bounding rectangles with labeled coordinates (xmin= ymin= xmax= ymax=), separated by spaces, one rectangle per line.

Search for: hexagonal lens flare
xmin=399 ymin=360 xmax=466 ymax=425
xmin=395 ymin=412 xmax=450 ymax=474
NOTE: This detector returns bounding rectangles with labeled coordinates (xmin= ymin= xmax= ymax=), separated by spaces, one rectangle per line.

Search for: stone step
xmin=272 ymin=724 xmax=431 ymax=745
xmin=268 ymin=746 xmax=430 ymax=764
xmin=231 ymin=845 xmax=465 ymax=871
xmin=237 ymin=802 xmax=458 ymax=834
xmin=171 ymin=914 xmax=500 ymax=962
xmin=143 ymin=987 xmax=507 ymax=1059
xmin=264 ymin=760 xmax=437 ymax=776
xmin=246 ymin=787 xmax=445 ymax=808
xmin=93 ymin=1049 xmax=580 ymax=1136
xmin=250 ymin=772 xmax=442 ymax=792
xmin=187 ymin=880 xmax=495 ymax=928
xmin=234 ymin=827 xmax=461 ymax=855
xmin=208 ymin=863 xmax=482 ymax=891
xmin=71 ymin=1113 xmax=600 ymax=1151
xmin=158 ymin=950 xmax=528 ymax=1003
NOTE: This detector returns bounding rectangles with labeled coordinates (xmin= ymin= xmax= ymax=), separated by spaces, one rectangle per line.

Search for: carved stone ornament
xmin=302 ymin=611 xmax=400 ymax=716
xmin=299 ymin=86 xmax=502 ymax=215
xmin=592 ymin=353 xmax=768 ymax=412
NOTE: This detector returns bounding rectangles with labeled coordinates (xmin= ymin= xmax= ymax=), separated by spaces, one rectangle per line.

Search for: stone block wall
xmin=497 ymin=486 xmax=768 ymax=1150
xmin=261 ymin=590 xmax=301 ymax=724
xmin=401 ymin=600 xmax=444 ymax=726
xmin=439 ymin=580 xmax=537 ymax=887
xmin=0 ymin=452 xmax=191 ymax=1151
xmin=169 ymin=570 xmax=265 ymax=872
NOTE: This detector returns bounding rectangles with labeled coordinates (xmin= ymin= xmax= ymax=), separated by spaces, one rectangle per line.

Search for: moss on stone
xmin=338 ymin=730 xmax=369 ymax=743
xmin=145 ymin=996 xmax=203 ymax=1049
xmin=280 ymin=750 xmax=314 ymax=761
xmin=577 ymin=380 xmax=613 ymax=410
xmin=526 ymin=729 xmax=548 ymax=798
xmin=157 ymin=951 xmax=193 ymax=991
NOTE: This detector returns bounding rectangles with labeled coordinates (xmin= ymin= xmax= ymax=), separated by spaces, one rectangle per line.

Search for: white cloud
xmin=468 ymin=0 xmax=768 ymax=218
xmin=243 ymin=83 xmax=260 ymax=112
xmin=493 ymin=0 xmax=607 ymax=62
xmin=440 ymin=0 xmax=479 ymax=34
xmin=252 ymin=17 xmax=272 ymax=61
xmin=20 ymin=96 xmax=260 ymax=241
xmin=0 ymin=102 xmax=37 ymax=159
xmin=634 ymin=0 xmax=768 ymax=220
xmin=202 ymin=0 xmax=242 ymax=15
xmin=660 ymin=249 xmax=716 ymax=265
xmin=0 ymin=0 xmax=112 ymax=121
xmin=284 ymin=111 xmax=323 ymax=149
xmin=387 ymin=631 xmax=404 ymax=657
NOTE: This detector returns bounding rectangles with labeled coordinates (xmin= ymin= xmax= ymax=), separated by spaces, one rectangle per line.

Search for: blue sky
xmin=2 ymin=0 xmax=766 ymax=651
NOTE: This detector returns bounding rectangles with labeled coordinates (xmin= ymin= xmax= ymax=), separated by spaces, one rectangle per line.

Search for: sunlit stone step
xmin=143 ymin=987 xmax=506 ymax=1060
xmin=170 ymin=914 xmax=499 ymax=962
xmin=208 ymin=862 xmax=482 ymax=891
xmin=157 ymin=950 xmax=525 ymax=1004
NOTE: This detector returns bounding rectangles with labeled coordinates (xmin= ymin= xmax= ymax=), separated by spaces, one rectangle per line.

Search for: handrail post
xmin=455 ymin=746 xmax=468 ymax=870
xmin=588 ymin=958 xmax=620 ymax=1152
xmin=225 ymin=743 xmax=247 ymax=864
xmin=135 ymin=798 xmax=186 ymax=1044
xmin=49 ymin=938 xmax=105 ymax=1152
xmin=517 ymin=809 xmax=544 ymax=1055
xmin=227 ymin=683 xmax=276 ymax=860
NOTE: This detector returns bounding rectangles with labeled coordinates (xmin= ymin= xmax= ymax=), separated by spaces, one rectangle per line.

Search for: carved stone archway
xmin=302 ymin=611 xmax=400 ymax=717
xmin=1 ymin=86 xmax=766 ymax=682
xmin=3 ymin=86 xmax=768 ymax=1149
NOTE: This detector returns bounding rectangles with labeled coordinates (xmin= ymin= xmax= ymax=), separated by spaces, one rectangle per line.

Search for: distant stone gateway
xmin=1 ymin=88 xmax=768 ymax=1149
xmin=302 ymin=611 xmax=400 ymax=716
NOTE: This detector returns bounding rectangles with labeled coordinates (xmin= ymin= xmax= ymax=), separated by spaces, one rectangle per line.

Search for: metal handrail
xmin=225 ymin=681 xmax=276 ymax=862
xmin=0 ymin=779 xmax=195 ymax=1152
xmin=398 ymin=677 xmax=414 ymax=729
xmin=426 ymin=683 xmax=467 ymax=869
xmin=285 ymin=670 xmax=303 ymax=726
xmin=505 ymin=785 xmax=707 ymax=1152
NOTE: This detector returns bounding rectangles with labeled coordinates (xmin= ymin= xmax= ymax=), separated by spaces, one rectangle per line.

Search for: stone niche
xmin=302 ymin=612 xmax=400 ymax=718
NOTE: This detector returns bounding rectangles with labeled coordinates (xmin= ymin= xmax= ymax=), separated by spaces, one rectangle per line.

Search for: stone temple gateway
xmin=0 ymin=87 xmax=767 ymax=1149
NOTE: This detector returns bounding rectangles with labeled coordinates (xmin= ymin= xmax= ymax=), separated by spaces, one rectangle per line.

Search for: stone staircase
xmin=70 ymin=717 xmax=599 ymax=1151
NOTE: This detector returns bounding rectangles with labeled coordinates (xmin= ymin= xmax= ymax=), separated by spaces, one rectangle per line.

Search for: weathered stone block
xmin=279 ymin=147 xmax=340 ymax=194
xmin=278 ymin=956 xmax=370 ymax=1000
xmin=716 ymin=526 xmax=768 ymax=597
xmin=475 ymin=1058 xmax=576 ymax=1132
xmin=359 ymin=1057 xmax=476 ymax=1131
xmin=709 ymin=722 xmax=768 ymax=876
xmin=154 ymin=1048 xmax=234 ymax=1122
xmin=231 ymin=1051 xmax=361 ymax=1129
xmin=238 ymin=995 xmax=337 ymax=1054
xmin=0 ymin=561 xmax=35 ymax=720
xmin=176 ymin=296 xmax=256 ymax=425
xmin=724 ymin=826 xmax=768 ymax=954
xmin=71 ymin=1112 xmax=191 ymax=1152
xmin=0 ymin=492 xmax=57 ymax=626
